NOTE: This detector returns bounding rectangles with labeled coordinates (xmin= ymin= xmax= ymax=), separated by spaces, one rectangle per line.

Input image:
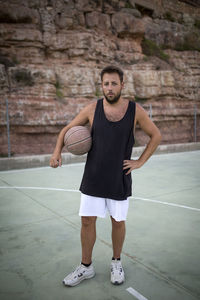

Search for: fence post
xmin=6 ymin=98 xmax=11 ymax=157
xmin=194 ymin=104 xmax=197 ymax=143
xmin=149 ymin=103 xmax=152 ymax=120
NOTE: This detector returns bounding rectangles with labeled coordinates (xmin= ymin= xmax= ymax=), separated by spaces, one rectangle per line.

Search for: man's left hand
xmin=123 ymin=159 xmax=142 ymax=175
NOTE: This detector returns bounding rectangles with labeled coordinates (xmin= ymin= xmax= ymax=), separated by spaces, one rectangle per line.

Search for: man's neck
xmin=103 ymin=97 xmax=125 ymax=108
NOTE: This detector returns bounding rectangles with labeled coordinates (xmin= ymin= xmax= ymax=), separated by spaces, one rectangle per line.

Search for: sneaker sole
xmin=63 ymin=272 xmax=95 ymax=287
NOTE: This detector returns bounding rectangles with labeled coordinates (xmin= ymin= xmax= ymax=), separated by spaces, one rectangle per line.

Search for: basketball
xmin=64 ymin=126 xmax=92 ymax=155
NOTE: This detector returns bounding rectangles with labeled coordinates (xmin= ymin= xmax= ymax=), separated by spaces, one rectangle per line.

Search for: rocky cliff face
xmin=0 ymin=0 xmax=200 ymax=155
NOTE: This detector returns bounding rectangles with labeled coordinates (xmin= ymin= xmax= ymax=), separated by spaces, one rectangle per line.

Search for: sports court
xmin=0 ymin=150 xmax=200 ymax=300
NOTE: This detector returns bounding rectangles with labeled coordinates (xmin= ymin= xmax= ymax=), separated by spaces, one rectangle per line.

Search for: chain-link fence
xmin=2 ymin=98 xmax=200 ymax=157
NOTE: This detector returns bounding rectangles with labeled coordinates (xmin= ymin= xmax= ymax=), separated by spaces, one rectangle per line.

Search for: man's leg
xmin=110 ymin=216 xmax=126 ymax=285
xmin=110 ymin=216 xmax=125 ymax=259
xmin=81 ymin=216 xmax=97 ymax=264
xmin=63 ymin=216 xmax=96 ymax=287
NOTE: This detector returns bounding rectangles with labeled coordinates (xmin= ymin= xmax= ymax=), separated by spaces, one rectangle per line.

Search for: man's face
xmin=102 ymin=73 xmax=124 ymax=104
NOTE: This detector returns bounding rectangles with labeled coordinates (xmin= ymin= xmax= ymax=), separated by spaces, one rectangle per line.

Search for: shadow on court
xmin=0 ymin=150 xmax=200 ymax=300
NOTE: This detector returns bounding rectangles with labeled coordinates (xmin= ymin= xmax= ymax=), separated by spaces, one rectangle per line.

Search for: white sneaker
xmin=63 ymin=263 xmax=95 ymax=287
xmin=110 ymin=259 xmax=125 ymax=285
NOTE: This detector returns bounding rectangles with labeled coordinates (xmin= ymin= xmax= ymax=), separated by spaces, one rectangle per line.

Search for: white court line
xmin=0 ymin=186 xmax=200 ymax=212
xmin=0 ymin=186 xmax=79 ymax=193
xmin=0 ymin=163 xmax=85 ymax=174
xmin=126 ymin=287 xmax=148 ymax=300
xmin=131 ymin=196 xmax=200 ymax=212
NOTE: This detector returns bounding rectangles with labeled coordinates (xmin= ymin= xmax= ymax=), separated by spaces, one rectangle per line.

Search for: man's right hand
xmin=50 ymin=153 xmax=62 ymax=168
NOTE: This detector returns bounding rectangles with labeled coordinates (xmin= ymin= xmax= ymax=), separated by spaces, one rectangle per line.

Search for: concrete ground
xmin=0 ymin=150 xmax=200 ymax=300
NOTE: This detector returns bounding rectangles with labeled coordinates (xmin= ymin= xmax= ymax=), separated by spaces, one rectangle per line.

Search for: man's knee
xmin=81 ymin=216 xmax=97 ymax=227
xmin=111 ymin=217 xmax=125 ymax=228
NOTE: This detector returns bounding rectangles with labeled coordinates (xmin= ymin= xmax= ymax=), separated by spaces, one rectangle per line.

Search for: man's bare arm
xmin=123 ymin=103 xmax=162 ymax=174
xmin=50 ymin=102 xmax=95 ymax=168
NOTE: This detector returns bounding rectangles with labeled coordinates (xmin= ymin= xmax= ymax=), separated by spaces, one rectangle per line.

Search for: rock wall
xmin=0 ymin=0 xmax=200 ymax=156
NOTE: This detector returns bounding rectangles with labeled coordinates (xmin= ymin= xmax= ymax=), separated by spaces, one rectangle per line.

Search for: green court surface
xmin=0 ymin=151 xmax=200 ymax=300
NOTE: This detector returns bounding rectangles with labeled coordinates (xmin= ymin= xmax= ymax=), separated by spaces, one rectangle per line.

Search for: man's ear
xmin=121 ymin=81 xmax=125 ymax=89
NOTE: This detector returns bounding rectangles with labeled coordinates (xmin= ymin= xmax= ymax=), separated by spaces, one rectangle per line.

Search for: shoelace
xmin=112 ymin=261 xmax=122 ymax=272
xmin=69 ymin=265 xmax=82 ymax=279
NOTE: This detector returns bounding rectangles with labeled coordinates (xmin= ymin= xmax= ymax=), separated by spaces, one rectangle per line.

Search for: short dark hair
xmin=100 ymin=65 xmax=124 ymax=83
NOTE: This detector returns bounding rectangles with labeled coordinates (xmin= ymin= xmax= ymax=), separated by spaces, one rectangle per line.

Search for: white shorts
xmin=79 ymin=193 xmax=129 ymax=222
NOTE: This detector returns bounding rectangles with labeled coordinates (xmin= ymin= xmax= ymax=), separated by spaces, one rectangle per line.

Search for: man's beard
xmin=103 ymin=91 xmax=121 ymax=104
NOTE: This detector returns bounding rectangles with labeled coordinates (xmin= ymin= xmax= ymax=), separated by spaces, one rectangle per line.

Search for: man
xmin=50 ymin=65 xmax=161 ymax=287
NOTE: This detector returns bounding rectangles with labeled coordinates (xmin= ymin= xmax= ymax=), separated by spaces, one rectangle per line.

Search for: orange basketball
xmin=64 ymin=126 xmax=92 ymax=155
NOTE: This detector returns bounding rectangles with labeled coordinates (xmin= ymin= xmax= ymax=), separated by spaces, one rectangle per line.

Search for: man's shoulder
xmin=86 ymin=100 xmax=98 ymax=110
xmin=135 ymin=102 xmax=146 ymax=113
xmin=135 ymin=102 xmax=150 ymax=122
xmin=83 ymin=100 xmax=98 ymax=117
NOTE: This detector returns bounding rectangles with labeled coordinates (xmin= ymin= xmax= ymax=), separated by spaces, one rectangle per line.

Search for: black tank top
xmin=80 ymin=98 xmax=135 ymax=200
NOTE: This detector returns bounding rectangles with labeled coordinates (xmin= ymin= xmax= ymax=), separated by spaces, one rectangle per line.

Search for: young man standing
xmin=50 ymin=65 xmax=161 ymax=286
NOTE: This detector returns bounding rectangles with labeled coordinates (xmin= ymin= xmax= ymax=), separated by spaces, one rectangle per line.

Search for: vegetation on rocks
xmin=141 ymin=38 xmax=170 ymax=61
xmin=174 ymin=32 xmax=200 ymax=52
xmin=12 ymin=69 xmax=34 ymax=86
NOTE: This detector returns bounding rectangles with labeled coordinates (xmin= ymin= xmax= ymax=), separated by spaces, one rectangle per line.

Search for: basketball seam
xmin=65 ymin=128 xmax=89 ymax=143
xmin=67 ymin=136 xmax=91 ymax=148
